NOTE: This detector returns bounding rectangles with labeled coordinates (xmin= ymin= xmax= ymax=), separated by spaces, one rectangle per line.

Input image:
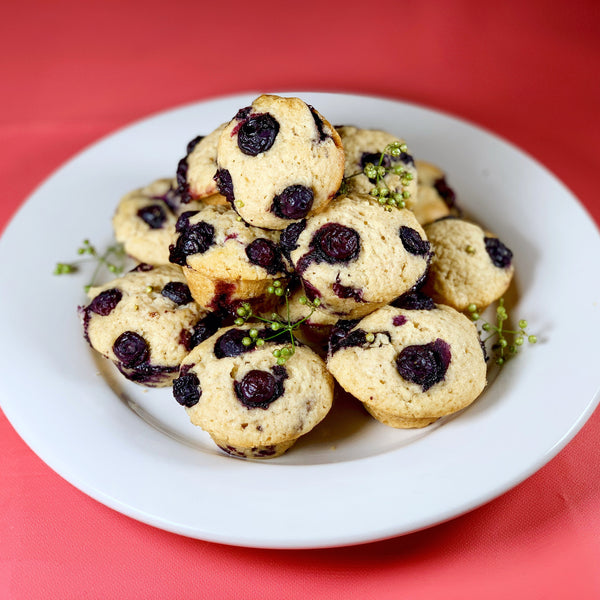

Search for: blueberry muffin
xmin=282 ymin=193 xmax=431 ymax=319
xmin=336 ymin=125 xmax=418 ymax=210
xmin=112 ymin=178 xmax=205 ymax=265
xmin=80 ymin=265 xmax=220 ymax=387
xmin=214 ymin=94 xmax=345 ymax=229
xmin=175 ymin=124 xmax=228 ymax=204
xmin=410 ymin=160 xmax=459 ymax=225
xmin=168 ymin=204 xmax=289 ymax=313
xmin=327 ymin=303 xmax=487 ymax=428
xmin=173 ymin=324 xmax=334 ymax=458
xmin=422 ymin=217 xmax=514 ymax=311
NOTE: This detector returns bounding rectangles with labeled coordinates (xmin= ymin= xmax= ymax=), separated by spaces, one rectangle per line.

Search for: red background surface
xmin=1 ymin=0 xmax=599 ymax=598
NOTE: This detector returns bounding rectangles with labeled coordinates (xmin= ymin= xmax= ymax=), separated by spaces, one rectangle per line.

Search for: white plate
xmin=1 ymin=92 xmax=599 ymax=549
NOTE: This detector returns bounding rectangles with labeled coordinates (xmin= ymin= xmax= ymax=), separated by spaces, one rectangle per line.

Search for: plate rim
xmin=1 ymin=90 xmax=599 ymax=549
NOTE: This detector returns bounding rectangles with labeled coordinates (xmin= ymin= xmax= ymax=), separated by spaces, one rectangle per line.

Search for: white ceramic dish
xmin=1 ymin=92 xmax=599 ymax=549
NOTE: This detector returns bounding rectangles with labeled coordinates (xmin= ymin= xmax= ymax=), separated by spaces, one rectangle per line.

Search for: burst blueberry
xmin=484 ymin=237 xmax=513 ymax=268
xmin=237 ymin=113 xmax=280 ymax=156
xmin=272 ymin=185 xmax=314 ymax=220
xmin=395 ymin=339 xmax=451 ymax=391
xmin=161 ymin=282 xmax=193 ymax=305
xmin=113 ymin=331 xmax=149 ymax=367
xmin=88 ymin=288 xmax=122 ymax=316
xmin=173 ymin=372 xmax=201 ymax=407
xmin=137 ymin=204 xmax=167 ymax=229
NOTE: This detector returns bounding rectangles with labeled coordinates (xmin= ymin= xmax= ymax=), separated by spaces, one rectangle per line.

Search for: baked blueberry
xmin=88 ymin=288 xmax=122 ymax=316
xmin=137 ymin=204 xmax=167 ymax=229
xmin=234 ymin=368 xmax=286 ymax=409
xmin=113 ymin=331 xmax=149 ymax=368
xmin=161 ymin=282 xmax=193 ymax=305
xmin=237 ymin=113 xmax=280 ymax=156
xmin=245 ymin=238 xmax=285 ymax=275
xmin=399 ymin=226 xmax=431 ymax=257
xmin=173 ymin=373 xmax=201 ymax=407
xmin=484 ymin=236 xmax=513 ymax=268
xmin=395 ymin=339 xmax=451 ymax=391
xmin=272 ymin=185 xmax=314 ymax=220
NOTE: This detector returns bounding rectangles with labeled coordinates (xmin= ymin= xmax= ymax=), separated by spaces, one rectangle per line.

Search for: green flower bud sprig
xmin=54 ymin=239 xmax=127 ymax=292
xmin=233 ymin=281 xmax=321 ymax=365
xmin=341 ymin=141 xmax=413 ymax=211
xmin=468 ymin=298 xmax=537 ymax=366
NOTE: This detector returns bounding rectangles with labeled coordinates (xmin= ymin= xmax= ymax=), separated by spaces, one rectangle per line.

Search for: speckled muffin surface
xmin=215 ymin=94 xmax=345 ymax=230
xmin=173 ymin=324 xmax=334 ymax=458
xmin=177 ymin=123 xmax=228 ymax=203
xmin=337 ymin=126 xmax=418 ymax=209
xmin=168 ymin=204 xmax=288 ymax=311
xmin=326 ymin=304 xmax=487 ymax=428
xmin=112 ymin=178 xmax=204 ymax=266
xmin=81 ymin=264 xmax=212 ymax=387
xmin=283 ymin=193 xmax=431 ymax=319
xmin=423 ymin=217 xmax=514 ymax=311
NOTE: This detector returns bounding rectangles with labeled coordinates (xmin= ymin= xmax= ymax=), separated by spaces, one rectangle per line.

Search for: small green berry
xmin=242 ymin=337 xmax=252 ymax=347
xmin=271 ymin=322 xmax=281 ymax=331
xmin=256 ymin=339 xmax=265 ymax=347
xmin=496 ymin=357 xmax=505 ymax=366
xmin=466 ymin=245 xmax=475 ymax=254
xmin=298 ymin=296 xmax=308 ymax=305
xmin=273 ymin=349 xmax=281 ymax=358
xmin=274 ymin=287 xmax=284 ymax=297
xmin=313 ymin=298 xmax=321 ymax=307
xmin=528 ymin=335 xmax=537 ymax=344
xmin=470 ymin=312 xmax=480 ymax=321
xmin=402 ymin=190 xmax=411 ymax=199
xmin=467 ymin=304 xmax=477 ymax=313
xmin=234 ymin=317 xmax=244 ymax=326
xmin=249 ymin=328 xmax=259 ymax=339
xmin=482 ymin=323 xmax=491 ymax=331
xmin=515 ymin=336 xmax=524 ymax=346
xmin=280 ymin=347 xmax=291 ymax=357
xmin=499 ymin=338 xmax=508 ymax=348
xmin=273 ymin=280 xmax=281 ymax=288
xmin=519 ymin=320 xmax=528 ymax=329
xmin=236 ymin=307 xmax=247 ymax=317
xmin=277 ymin=357 xmax=287 ymax=366
xmin=267 ymin=286 xmax=275 ymax=295
xmin=365 ymin=333 xmax=375 ymax=343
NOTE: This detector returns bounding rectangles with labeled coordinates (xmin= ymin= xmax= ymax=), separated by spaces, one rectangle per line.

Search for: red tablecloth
xmin=2 ymin=1 xmax=599 ymax=598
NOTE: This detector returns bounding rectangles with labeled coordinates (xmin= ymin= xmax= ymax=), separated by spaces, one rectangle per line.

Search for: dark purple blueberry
xmin=272 ymin=185 xmax=314 ymax=220
xmin=399 ymin=226 xmax=431 ymax=256
xmin=88 ymin=288 xmax=122 ymax=316
xmin=234 ymin=368 xmax=286 ymax=409
xmin=399 ymin=151 xmax=415 ymax=166
xmin=137 ymin=204 xmax=167 ymax=229
xmin=328 ymin=320 xmax=364 ymax=354
xmin=313 ymin=223 xmax=360 ymax=264
xmin=161 ymin=282 xmax=193 ymax=305
xmin=309 ymin=106 xmax=329 ymax=142
xmin=301 ymin=279 xmax=321 ymax=302
xmin=189 ymin=312 xmax=222 ymax=349
xmin=214 ymin=328 xmax=253 ymax=359
xmin=392 ymin=290 xmax=436 ymax=311
xmin=175 ymin=210 xmax=200 ymax=233
xmin=484 ymin=237 xmax=513 ymax=268
xmin=169 ymin=221 xmax=215 ymax=266
xmin=361 ymin=152 xmax=391 ymax=178
xmin=395 ymin=339 xmax=451 ymax=391
xmin=433 ymin=177 xmax=456 ymax=209
xmin=245 ymin=238 xmax=284 ymax=275
xmin=332 ymin=275 xmax=364 ymax=302
xmin=214 ymin=169 xmax=234 ymax=205
xmin=130 ymin=263 xmax=154 ymax=273
xmin=234 ymin=106 xmax=252 ymax=121
xmin=393 ymin=315 xmax=407 ymax=326
xmin=176 ymin=156 xmax=189 ymax=198
xmin=237 ymin=113 xmax=280 ymax=156
xmin=117 ymin=363 xmax=178 ymax=385
xmin=113 ymin=331 xmax=149 ymax=367
xmin=186 ymin=135 xmax=204 ymax=155
xmin=279 ymin=219 xmax=306 ymax=260
xmin=173 ymin=373 xmax=201 ymax=407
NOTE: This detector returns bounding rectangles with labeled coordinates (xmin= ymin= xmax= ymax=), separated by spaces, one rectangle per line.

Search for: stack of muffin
xmin=82 ymin=94 xmax=515 ymax=458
